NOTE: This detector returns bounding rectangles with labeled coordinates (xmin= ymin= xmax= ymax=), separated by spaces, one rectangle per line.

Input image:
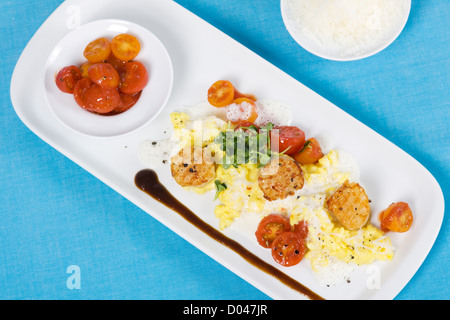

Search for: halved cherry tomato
xmin=119 ymin=61 xmax=149 ymax=94
xmin=109 ymin=91 xmax=142 ymax=115
xmin=227 ymin=98 xmax=259 ymax=124
xmin=74 ymin=77 xmax=95 ymax=108
xmin=80 ymin=61 xmax=94 ymax=78
xmin=270 ymin=126 xmax=305 ymax=155
xmin=88 ymin=63 xmax=120 ymax=88
xmin=255 ymin=214 xmax=291 ymax=248
xmin=233 ymin=88 xmax=257 ymax=101
xmin=83 ymin=37 xmax=111 ymax=63
xmin=74 ymin=78 xmax=121 ymax=114
xmin=111 ymin=34 xmax=141 ymax=62
xmin=234 ymin=121 xmax=259 ymax=132
xmin=106 ymin=53 xmax=127 ymax=75
xmin=294 ymin=138 xmax=324 ymax=165
xmin=379 ymin=202 xmax=413 ymax=233
xmin=208 ymin=80 xmax=235 ymax=107
xmin=271 ymin=232 xmax=306 ymax=267
xmin=84 ymin=85 xmax=121 ymax=114
xmin=55 ymin=65 xmax=82 ymax=94
xmin=293 ymin=220 xmax=309 ymax=240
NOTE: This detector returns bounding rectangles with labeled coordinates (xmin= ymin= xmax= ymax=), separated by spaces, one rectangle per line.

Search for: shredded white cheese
xmin=284 ymin=0 xmax=410 ymax=57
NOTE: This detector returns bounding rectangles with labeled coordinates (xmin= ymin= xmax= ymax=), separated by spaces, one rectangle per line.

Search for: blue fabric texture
xmin=1 ymin=0 xmax=448 ymax=299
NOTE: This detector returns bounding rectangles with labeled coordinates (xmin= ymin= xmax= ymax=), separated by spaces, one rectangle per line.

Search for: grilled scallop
xmin=258 ymin=155 xmax=304 ymax=201
xmin=325 ymin=180 xmax=371 ymax=230
xmin=171 ymin=147 xmax=216 ymax=187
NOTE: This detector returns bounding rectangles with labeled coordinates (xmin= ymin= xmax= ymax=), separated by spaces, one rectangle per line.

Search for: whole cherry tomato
xmin=270 ymin=126 xmax=306 ymax=155
xmin=88 ymin=63 xmax=120 ymax=88
xmin=55 ymin=65 xmax=82 ymax=94
xmin=255 ymin=214 xmax=291 ymax=248
xmin=83 ymin=37 xmax=111 ymax=63
xmin=119 ymin=61 xmax=148 ymax=94
xmin=111 ymin=33 xmax=141 ymax=62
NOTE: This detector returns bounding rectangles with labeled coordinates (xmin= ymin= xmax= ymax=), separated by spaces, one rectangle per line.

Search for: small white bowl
xmin=280 ymin=0 xmax=411 ymax=61
xmin=44 ymin=19 xmax=173 ymax=138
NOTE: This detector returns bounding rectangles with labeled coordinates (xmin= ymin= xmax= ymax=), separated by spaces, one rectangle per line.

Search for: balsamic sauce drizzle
xmin=135 ymin=169 xmax=324 ymax=300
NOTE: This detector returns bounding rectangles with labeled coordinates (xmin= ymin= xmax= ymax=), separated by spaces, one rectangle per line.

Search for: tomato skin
xmin=119 ymin=61 xmax=149 ymax=94
xmin=255 ymin=214 xmax=291 ymax=248
xmin=74 ymin=77 xmax=95 ymax=108
xmin=294 ymin=138 xmax=324 ymax=165
xmin=55 ymin=65 xmax=82 ymax=94
xmin=271 ymin=126 xmax=306 ymax=155
xmin=88 ymin=63 xmax=120 ymax=88
xmin=233 ymin=88 xmax=257 ymax=101
xmin=106 ymin=53 xmax=127 ymax=75
xmin=84 ymin=85 xmax=121 ymax=114
xmin=208 ymin=80 xmax=235 ymax=107
xmin=111 ymin=33 xmax=141 ymax=62
xmin=234 ymin=121 xmax=259 ymax=132
xmin=379 ymin=202 xmax=413 ymax=233
xmin=293 ymin=220 xmax=309 ymax=240
xmin=83 ymin=37 xmax=111 ymax=63
xmin=80 ymin=61 xmax=94 ymax=78
xmin=74 ymin=78 xmax=121 ymax=114
xmin=108 ymin=91 xmax=142 ymax=115
xmin=271 ymin=232 xmax=306 ymax=267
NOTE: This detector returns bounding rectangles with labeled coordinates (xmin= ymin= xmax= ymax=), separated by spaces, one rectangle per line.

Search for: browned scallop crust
xmin=171 ymin=148 xmax=215 ymax=187
xmin=325 ymin=180 xmax=371 ymax=230
xmin=258 ymin=156 xmax=304 ymax=201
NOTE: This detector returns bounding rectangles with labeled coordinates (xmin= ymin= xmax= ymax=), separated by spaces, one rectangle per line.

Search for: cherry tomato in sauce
xmin=88 ymin=63 xmax=120 ymax=88
xmin=111 ymin=33 xmax=141 ymax=62
xmin=74 ymin=77 xmax=95 ymax=108
xmin=106 ymin=53 xmax=127 ymax=75
xmin=119 ymin=61 xmax=149 ymax=94
xmin=83 ymin=37 xmax=111 ymax=63
xmin=255 ymin=214 xmax=291 ymax=248
xmin=270 ymin=126 xmax=306 ymax=155
xmin=379 ymin=202 xmax=413 ymax=233
xmin=294 ymin=138 xmax=324 ymax=165
xmin=55 ymin=65 xmax=82 ymax=94
xmin=74 ymin=78 xmax=121 ymax=114
xmin=80 ymin=61 xmax=94 ymax=78
xmin=208 ymin=80 xmax=235 ymax=108
xmin=271 ymin=231 xmax=306 ymax=267
xmin=109 ymin=91 xmax=142 ymax=115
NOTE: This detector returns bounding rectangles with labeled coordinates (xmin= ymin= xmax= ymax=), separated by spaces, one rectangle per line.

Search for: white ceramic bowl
xmin=280 ymin=0 xmax=411 ymax=61
xmin=44 ymin=19 xmax=173 ymax=138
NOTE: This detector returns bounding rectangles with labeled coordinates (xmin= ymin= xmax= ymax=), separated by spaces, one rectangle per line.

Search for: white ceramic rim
xmin=280 ymin=0 xmax=412 ymax=61
xmin=43 ymin=18 xmax=174 ymax=138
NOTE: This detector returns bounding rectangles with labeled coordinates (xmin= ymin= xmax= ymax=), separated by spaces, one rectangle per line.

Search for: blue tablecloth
xmin=1 ymin=0 xmax=448 ymax=300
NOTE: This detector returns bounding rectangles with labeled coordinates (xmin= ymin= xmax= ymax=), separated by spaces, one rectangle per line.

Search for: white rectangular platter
xmin=11 ymin=0 xmax=444 ymax=300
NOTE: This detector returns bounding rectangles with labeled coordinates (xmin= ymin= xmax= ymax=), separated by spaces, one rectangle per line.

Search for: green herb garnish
xmin=213 ymin=122 xmax=276 ymax=169
xmin=214 ymin=180 xmax=227 ymax=200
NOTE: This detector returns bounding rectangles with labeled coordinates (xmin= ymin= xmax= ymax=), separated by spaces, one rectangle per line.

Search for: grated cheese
xmin=284 ymin=0 xmax=410 ymax=57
